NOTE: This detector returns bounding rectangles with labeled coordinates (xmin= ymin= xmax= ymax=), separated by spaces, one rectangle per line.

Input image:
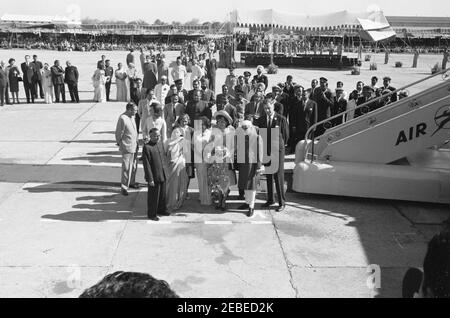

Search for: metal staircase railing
xmin=304 ymin=68 xmax=450 ymax=163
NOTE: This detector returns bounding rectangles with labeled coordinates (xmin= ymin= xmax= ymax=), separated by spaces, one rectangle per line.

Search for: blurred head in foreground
xmin=79 ymin=271 xmax=179 ymax=298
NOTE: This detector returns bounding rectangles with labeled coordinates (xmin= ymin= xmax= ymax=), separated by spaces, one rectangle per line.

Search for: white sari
xmin=92 ymin=69 xmax=107 ymax=103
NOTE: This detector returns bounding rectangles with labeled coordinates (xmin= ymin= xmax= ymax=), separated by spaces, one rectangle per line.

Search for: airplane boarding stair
xmin=293 ymin=69 xmax=450 ymax=204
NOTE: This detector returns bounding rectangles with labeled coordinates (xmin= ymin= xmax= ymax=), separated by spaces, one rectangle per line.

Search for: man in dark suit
xmin=186 ymin=90 xmax=211 ymax=126
xmin=253 ymin=65 xmax=268 ymax=90
xmin=312 ymin=77 xmax=333 ymax=137
xmin=0 ymin=61 xmax=8 ymax=106
xmin=355 ymin=86 xmax=382 ymax=118
xmin=382 ymin=76 xmax=398 ymax=104
xmin=331 ymin=87 xmax=347 ymax=126
xmin=288 ymin=85 xmax=315 ymax=150
xmin=142 ymin=128 xmax=170 ymax=221
xmin=21 ymin=55 xmax=36 ymax=103
xmin=64 ymin=61 xmax=79 ymax=103
xmin=51 ymin=60 xmax=65 ymax=103
xmin=104 ymin=60 xmax=114 ymax=101
xmin=255 ymin=100 xmax=289 ymax=212
xmin=31 ymin=55 xmax=44 ymax=99
xmin=142 ymin=55 xmax=158 ymax=93
xmin=200 ymin=78 xmax=215 ymax=108
xmin=216 ymin=84 xmax=235 ymax=107
xmin=187 ymin=79 xmax=201 ymax=103
xmin=244 ymin=92 xmax=265 ymax=121
xmin=205 ymin=51 xmax=217 ymax=92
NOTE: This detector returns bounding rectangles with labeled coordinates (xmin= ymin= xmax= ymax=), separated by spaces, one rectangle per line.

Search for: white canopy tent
xmin=230 ymin=9 xmax=396 ymax=42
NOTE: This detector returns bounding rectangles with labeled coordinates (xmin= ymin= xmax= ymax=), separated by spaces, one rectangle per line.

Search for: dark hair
xmin=265 ymin=93 xmax=274 ymax=100
xmin=126 ymin=103 xmax=136 ymax=111
xmin=149 ymin=128 xmax=160 ymax=134
xmin=153 ymin=103 xmax=163 ymax=114
xmin=79 ymin=271 xmax=178 ymax=298
xmin=8 ymin=58 xmax=15 ymax=64
xmin=422 ymin=231 xmax=450 ymax=297
xmin=199 ymin=116 xmax=211 ymax=129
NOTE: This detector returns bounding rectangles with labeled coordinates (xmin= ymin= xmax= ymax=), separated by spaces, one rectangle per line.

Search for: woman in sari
xmin=92 ymin=64 xmax=107 ymax=103
xmin=194 ymin=116 xmax=213 ymax=205
xmin=115 ymin=63 xmax=129 ymax=102
xmin=41 ymin=63 xmax=53 ymax=104
xmin=165 ymin=115 xmax=191 ymax=212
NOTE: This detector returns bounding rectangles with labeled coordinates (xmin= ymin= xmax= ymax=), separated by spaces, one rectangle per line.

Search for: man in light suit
xmin=115 ymin=103 xmax=140 ymax=196
xmin=255 ymin=100 xmax=289 ymax=212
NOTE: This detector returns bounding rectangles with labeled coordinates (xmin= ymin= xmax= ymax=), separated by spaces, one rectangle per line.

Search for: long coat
xmin=142 ymin=62 xmax=158 ymax=90
xmin=236 ymin=127 xmax=263 ymax=190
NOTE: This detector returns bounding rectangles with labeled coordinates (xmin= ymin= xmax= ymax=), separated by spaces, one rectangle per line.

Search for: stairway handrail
xmin=304 ymin=68 xmax=450 ymax=162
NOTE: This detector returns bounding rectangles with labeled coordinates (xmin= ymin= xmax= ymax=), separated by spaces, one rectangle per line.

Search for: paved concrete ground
xmin=0 ymin=49 xmax=449 ymax=298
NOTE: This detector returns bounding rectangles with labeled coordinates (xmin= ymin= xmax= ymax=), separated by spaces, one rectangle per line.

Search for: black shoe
xmin=121 ymin=189 xmax=129 ymax=196
xmin=262 ymin=201 xmax=275 ymax=208
xmin=148 ymin=216 xmax=160 ymax=221
xmin=238 ymin=204 xmax=249 ymax=210
xmin=276 ymin=205 xmax=286 ymax=212
xmin=247 ymin=208 xmax=254 ymax=217
xmin=129 ymin=184 xmax=140 ymax=189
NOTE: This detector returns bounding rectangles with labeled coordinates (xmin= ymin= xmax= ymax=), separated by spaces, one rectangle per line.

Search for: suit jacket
xmin=253 ymin=74 xmax=268 ymax=90
xmin=201 ymin=88 xmax=215 ymax=107
xmin=142 ymin=62 xmax=158 ymax=90
xmin=382 ymin=85 xmax=398 ymax=103
xmin=0 ymin=68 xmax=7 ymax=86
xmin=255 ymin=113 xmax=289 ymax=153
xmin=31 ymin=61 xmax=43 ymax=81
xmin=205 ymin=58 xmax=217 ymax=78
xmin=104 ymin=66 xmax=114 ymax=83
xmin=244 ymin=99 xmax=265 ymax=120
xmin=64 ymin=66 xmax=79 ymax=84
xmin=50 ymin=65 xmax=65 ymax=85
xmin=21 ymin=62 xmax=34 ymax=84
xmin=142 ymin=141 xmax=169 ymax=183
xmin=355 ymin=97 xmax=382 ymax=118
xmin=187 ymin=89 xmax=201 ymax=103
xmin=186 ymin=100 xmax=211 ymax=126
xmin=289 ymin=98 xmax=315 ymax=134
xmin=312 ymin=88 xmax=333 ymax=122
xmin=115 ymin=113 xmax=138 ymax=154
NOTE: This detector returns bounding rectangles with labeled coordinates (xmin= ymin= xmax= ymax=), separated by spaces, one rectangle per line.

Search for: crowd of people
xmin=110 ymin=43 xmax=425 ymax=222
xmin=0 ymin=54 xmax=81 ymax=105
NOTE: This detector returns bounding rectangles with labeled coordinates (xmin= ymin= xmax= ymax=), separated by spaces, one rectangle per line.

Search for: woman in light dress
xmin=115 ymin=62 xmax=129 ymax=102
xmin=165 ymin=115 xmax=191 ymax=212
xmin=194 ymin=116 xmax=213 ymax=205
xmin=92 ymin=64 xmax=107 ymax=103
xmin=205 ymin=110 xmax=237 ymax=210
xmin=41 ymin=63 xmax=53 ymax=104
